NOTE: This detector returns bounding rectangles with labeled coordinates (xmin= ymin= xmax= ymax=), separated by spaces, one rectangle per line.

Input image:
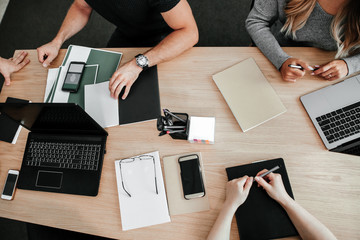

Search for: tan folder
xmin=212 ymin=58 xmax=286 ymax=132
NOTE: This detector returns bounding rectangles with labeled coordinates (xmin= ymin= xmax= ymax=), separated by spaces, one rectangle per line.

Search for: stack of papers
xmin=44 ymin=45 xmax=122 ymax=128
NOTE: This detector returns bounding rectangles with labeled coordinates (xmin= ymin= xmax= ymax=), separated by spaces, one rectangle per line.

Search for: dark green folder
xmin=226 ymin=158 xmax=298 ymax=240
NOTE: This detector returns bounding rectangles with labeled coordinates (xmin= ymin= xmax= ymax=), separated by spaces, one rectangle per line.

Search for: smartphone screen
xmin=179 ymin=155 xmax=205 ymax=199
xmin=2 ymin=173 xmax=18 ymax=197
xmin=62 ymin=62 xmax=86 ymax=92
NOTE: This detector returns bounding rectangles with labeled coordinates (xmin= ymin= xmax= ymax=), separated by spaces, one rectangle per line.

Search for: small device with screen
xmin=1 ymin=169 xmax=19 ymax=200
xmin=178 ymin=154 xmax=205 ymax=200
xmin=62 ymin=61 xmax=86 ymax=92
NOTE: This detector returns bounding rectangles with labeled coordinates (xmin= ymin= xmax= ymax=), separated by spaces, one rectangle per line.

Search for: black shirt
xmin=85 ymin=0 xmax=180 ymax=46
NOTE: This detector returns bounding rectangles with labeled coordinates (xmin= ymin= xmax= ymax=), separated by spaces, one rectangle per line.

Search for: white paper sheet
xmin=44 ymin=68 xmax=60 ymax=102
xmin=61 ymin=45 xmax=91 ymax=67
xmin=84 ymin=81 xmax=119 ymax=128
xmin=114 ymin=151 xmax=170 ymax=231
xmin=51 ymin=67 xmax=70 ymax=103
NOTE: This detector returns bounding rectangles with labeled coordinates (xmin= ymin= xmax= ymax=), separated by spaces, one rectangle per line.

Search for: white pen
xmin=288 ymin=64 xmax=315 ymax=71
xmin=253 ymin=165 xmax=280 ymax=182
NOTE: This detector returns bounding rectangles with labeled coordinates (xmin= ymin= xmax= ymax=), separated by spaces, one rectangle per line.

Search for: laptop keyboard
xmin=316 ymin=101 xmax=360 ymax=143
xmin=25 ymin=141 xmax=102 ymax=171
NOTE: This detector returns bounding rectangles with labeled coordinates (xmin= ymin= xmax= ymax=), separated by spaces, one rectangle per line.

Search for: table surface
xmin=0 ymin=47 xmax=359 ymax=240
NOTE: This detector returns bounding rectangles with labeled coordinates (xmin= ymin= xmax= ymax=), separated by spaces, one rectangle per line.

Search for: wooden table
xmin=0 ymin=47 xmax=359 ymax=240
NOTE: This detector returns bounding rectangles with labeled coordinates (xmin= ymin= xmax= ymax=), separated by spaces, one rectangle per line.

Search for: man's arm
xmin=37 ymin=0 xmax=92 ymax=67
xmin=109 ymin=0 xmax=198 ymax=99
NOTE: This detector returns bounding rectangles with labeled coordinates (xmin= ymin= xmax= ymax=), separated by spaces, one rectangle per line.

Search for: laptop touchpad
xmin=36 ymin=171 xmax=63 ymax=189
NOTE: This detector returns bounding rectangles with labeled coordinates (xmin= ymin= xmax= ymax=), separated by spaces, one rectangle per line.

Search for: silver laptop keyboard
xmin=316 ymin=101 xmax=360 ymax=143
xmin=25 ymin=141 xmax=101 ymax=171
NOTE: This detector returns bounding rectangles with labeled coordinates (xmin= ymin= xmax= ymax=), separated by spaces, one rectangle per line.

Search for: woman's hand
xmin=224 ymin=176 xmax=253 ymax=210
xmin=255 ymin=169 xmax=291 ymax=205
xmin=312 ymin=60 xmax=348 ymax=81
xmin=280 ymin=58 xmax=313 ymax=82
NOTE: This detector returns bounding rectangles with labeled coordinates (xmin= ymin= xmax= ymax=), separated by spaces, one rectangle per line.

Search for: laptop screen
xmin=0 ymin=103 xmax=107 ymax=135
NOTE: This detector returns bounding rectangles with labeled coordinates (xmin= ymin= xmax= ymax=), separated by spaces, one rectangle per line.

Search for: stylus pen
xmin=288 ymin=64 xmax=315 ymax=71
xmin=164 ymin=125 xmax=186 ymax=130
xmin=253 ymin=165 xmax=280 ymax=182
xmin=163 ymin=109 xmax=186 ymax=123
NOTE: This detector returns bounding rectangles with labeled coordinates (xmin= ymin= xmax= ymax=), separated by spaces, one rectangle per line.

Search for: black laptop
xmin=0 ymin=103 xmax=108 ymax=196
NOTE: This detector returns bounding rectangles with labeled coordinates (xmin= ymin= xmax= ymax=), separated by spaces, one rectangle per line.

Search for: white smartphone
xmin=1 ymin=169 xmax=19 ymax=200
xmin=178 ymin=154 xmax=205 ymax=200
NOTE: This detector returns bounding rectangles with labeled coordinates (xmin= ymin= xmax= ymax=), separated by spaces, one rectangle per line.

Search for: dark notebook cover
xmin=118 ymin=66 xmax=161 ymax=125
xmin=0 ymin=97 xmax=29 ymax=143
xmin=226 ymin=158 xmax=298 ymax=240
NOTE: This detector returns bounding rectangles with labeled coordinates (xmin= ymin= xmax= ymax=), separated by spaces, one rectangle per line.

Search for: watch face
xmin=138 ymin=57 xmax=147 ymax=65
xmin=136 ymin=55 xmax=148 ymax=68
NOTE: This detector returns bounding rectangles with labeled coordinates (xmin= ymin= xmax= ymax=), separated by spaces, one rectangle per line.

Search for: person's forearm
xmin=144 ymin=26 xmax=198 ymax=67
xmin=280 ymin=197 xmax=337 ymax=240
xmin=52 ymin=1 xmax=92 ymax=48
xmin=207 ymin=202 xmax=237 ymax=240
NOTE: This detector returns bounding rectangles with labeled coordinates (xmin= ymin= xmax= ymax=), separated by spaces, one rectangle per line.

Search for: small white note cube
xmin=188 ymin=116 xmax=215 ymax=144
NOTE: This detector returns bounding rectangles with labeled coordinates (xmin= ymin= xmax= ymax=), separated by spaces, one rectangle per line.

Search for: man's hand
xmin=37 ymin=40 xmax=61 ymax=68
xmin=0 ymin=51 xmax=30 ymax=86
xmin=109 ymin=59 xmax=143 ymax=100
xmin=312 ymin=60 xmax=348 ymax=81
xmin=280 ymin=58 xmax=313 ymax=82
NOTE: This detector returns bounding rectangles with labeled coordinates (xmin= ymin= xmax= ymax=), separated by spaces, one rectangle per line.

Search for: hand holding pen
xmin=254 ymin=167 xmax=291 ymax=205
xmin=281 ymin=57 xmax=315 ymax=83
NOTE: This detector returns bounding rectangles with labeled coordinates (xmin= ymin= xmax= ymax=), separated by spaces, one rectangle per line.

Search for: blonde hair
xmin=281 ymin=0 xmax=360 ymax=58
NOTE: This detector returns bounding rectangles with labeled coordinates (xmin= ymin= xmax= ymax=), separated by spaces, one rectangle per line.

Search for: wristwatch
xmin=135 ymin=54 xmax=149 ymax=70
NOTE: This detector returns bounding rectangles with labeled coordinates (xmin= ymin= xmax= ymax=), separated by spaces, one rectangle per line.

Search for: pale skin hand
xmin=0 ymin=51 xmax=30 ymax=86
xmin=312 ymin=60 xmax=348 ymax=81
xmin=280 ymin=57 xmax=313 ymax=82
xmin=109 ymin=0 xmax=198 ymax=99
xmin=207 ymin=176 xmax=253 ymax=240
xmin=255 ymin=170 xmax=337 ymax=240
xmin=37 ymin=0 xmax=92 ymax=67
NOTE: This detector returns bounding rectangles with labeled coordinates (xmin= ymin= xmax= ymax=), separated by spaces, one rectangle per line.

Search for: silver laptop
xmin=300 ymin=74 xmax=360 ymax=156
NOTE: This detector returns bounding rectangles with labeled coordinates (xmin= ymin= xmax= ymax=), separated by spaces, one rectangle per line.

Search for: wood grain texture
xmin=0 ymin=47 xmax=359 ymax=240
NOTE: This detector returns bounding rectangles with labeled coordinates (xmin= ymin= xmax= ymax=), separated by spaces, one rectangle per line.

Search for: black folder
xmin=226 ymin=158 xmax=298 ymax=240
xmin=0 ymin=97 xmax=29 ymax=143
xmin=118 ymin=66 xmax=161 ymax=125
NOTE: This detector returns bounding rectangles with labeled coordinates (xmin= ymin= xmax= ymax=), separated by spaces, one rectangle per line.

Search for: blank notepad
xmin=213 ymin=58 xmax=286 ymax=132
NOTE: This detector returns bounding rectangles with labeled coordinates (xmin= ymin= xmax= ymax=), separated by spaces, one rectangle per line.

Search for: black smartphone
xmin=62 ymin=61 xmax=86 ymax=93
xmin=178 ymin=154 xmax=205 ymax=200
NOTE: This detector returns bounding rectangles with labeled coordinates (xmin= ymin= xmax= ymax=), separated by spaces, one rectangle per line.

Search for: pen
xmin=164 ymin=126 xmax=186 ymax=130
xmin=163 ymin=109 xmax=186 ymax=123
xmin=166 ymin=130 xmax=185 ymax=134
xmin=288 ymin=64 xmax=315 ymax=71
xmin=158 ymin=129 xmax=186 ymax=136
xmin=253 ymin=165 xmax=280 ymax=182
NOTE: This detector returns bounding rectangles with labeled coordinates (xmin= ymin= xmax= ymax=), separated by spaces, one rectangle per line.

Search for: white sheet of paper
xmin=61 ymin=45 xmax=91 ymax=67
xmin=44 ymin=68 xmax=59 ymax=102
xmin=114 ymin=151 xmax=170 ymax=231
xmin=52 ymin=67 xmax=70 ymax=103
xmin=84 ymin=81 xmax=119 ymax=128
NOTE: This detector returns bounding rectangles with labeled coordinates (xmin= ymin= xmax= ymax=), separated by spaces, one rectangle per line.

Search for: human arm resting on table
xmin=37 ymin=0 xmax=92 ymax=67
xmin=109 ymin=0 xmax=198 ymax=100
xmin=207 ymin=176 xmax=253 ymax=240
xmin=255 ymin=170 xmax=337 ymax=240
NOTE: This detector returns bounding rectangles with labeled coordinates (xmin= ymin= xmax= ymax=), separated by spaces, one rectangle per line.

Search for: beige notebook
xmin=213 ymin=58 xmax=286 ymax=132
